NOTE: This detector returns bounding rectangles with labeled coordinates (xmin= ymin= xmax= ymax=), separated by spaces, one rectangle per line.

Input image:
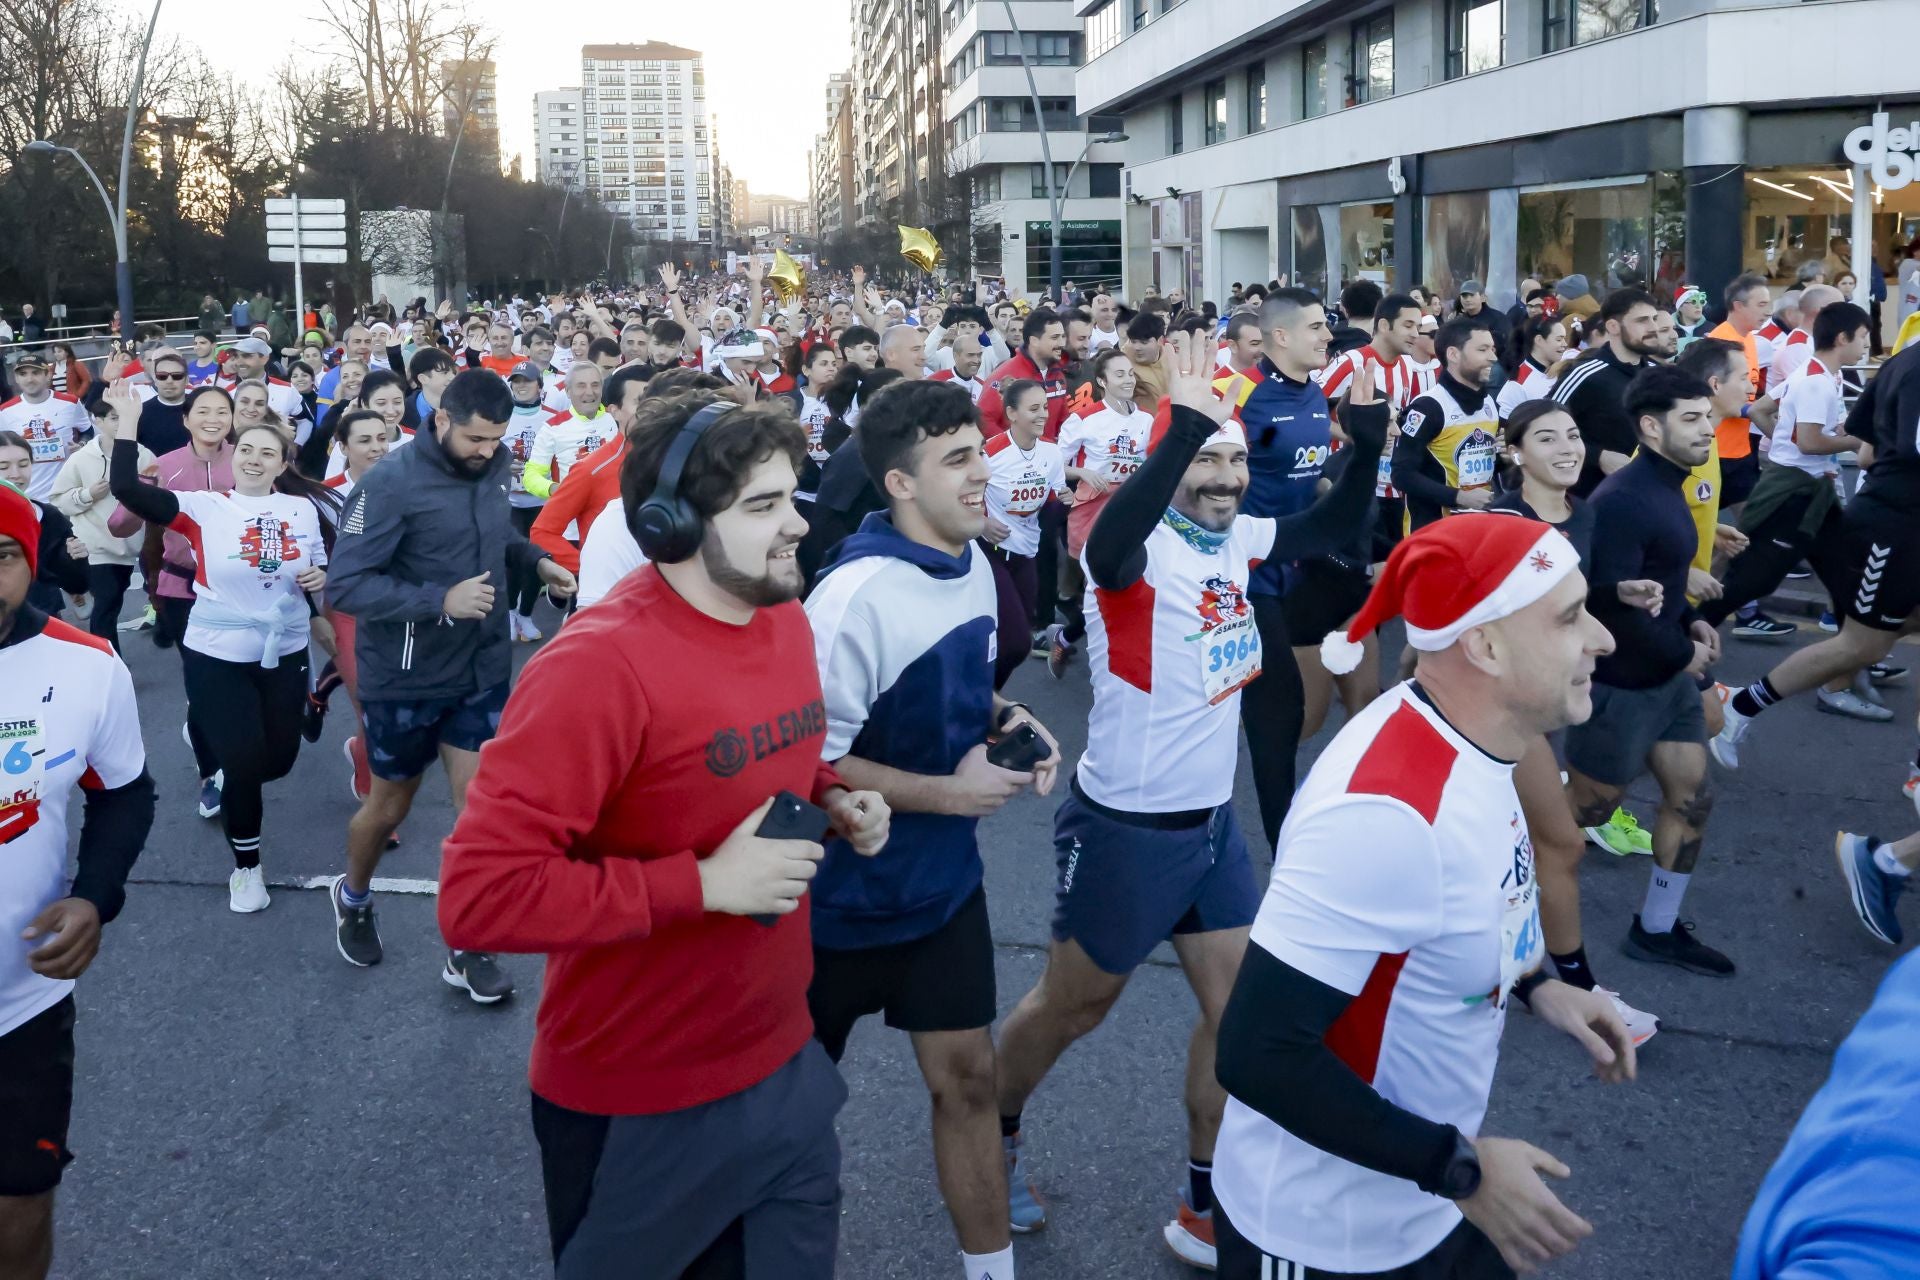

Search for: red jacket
xmin=529 ymin=434 xmax=627 ymax=572
xmin=439 ymin=566 xmax=843 ymax=1115
xmin=980 ymin=350 xmax=1068 ymax=441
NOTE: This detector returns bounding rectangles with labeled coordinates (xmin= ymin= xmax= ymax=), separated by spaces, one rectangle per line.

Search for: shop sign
xmin=1842 ymin=112 xmax=1918 ymax=190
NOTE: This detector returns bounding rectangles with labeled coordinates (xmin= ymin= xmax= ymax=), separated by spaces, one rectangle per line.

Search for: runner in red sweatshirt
xmin=439 ymin=394 xmax=889 ymax=1278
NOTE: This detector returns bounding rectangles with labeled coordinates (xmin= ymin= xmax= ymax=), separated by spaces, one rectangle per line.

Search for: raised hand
xmin=1164 ymin=330 xmax=1228 ymax=423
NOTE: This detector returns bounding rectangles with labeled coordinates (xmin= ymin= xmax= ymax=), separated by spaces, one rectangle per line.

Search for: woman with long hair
xmin=1489 ymin=398 xmax=1662 ymax=1043
xmin=105 ymin=383 xmax=237 ymax=816
xmin=1497 ymin=315 xmax=1574 ymax=419
xmin=106 ymin=380 xmax=342 ymax=913
xmin=980 ymin=378 xmax=1067 ymax=689
xmin=47 ymin=342 xmax=91 ymax=401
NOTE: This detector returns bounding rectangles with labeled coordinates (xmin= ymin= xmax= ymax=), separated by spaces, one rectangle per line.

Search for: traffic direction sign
xmin=266 ymin=212 xmax=346 ymax=231
xmin=267 ymin=229 xmax=347 ymax=247
xmin=265 ymin=197 xmax=345 ymax=214
xmin=268 ymin=246 xmax=348 ymax=264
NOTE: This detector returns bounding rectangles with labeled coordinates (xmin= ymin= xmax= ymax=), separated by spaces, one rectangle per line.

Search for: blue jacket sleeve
xmin=325 ymin=468 xmax=452 ymax=622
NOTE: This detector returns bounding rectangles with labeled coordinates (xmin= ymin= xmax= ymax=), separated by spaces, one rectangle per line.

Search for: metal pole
xmin=291 ymin=192 xmax=306 ymax=344
xmin=117 ymin=0 xmax=164 ymax=345
xmin=1000 ymin=1 xmax=1062 ymax=304
xmin=1850 ymin=164 xmax=1872 ymax=311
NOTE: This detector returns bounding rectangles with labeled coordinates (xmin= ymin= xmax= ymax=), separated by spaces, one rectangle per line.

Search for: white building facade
xmin=1076 ymin=0 xmax=1920 ymax=312
xmin=579 ymin=42 xmax=715 ymax=246
xmin=943 ymin=0 xmax=1127 ymax=298
xmin=533 ymin=88 xmax=584 ymax=189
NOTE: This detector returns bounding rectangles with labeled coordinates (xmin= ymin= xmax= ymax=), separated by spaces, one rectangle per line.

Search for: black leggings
xmin=509 ymin=506 xmax=544 ymax=616
xmin=86 ymin=563 xmax=134 ymax=650
xmin=1241 ymin=593 xmax=1307 ymax=852
xmin=985 ymin=544 xmax=1039 ymax=690
xmin=1697 ymin=492 xmax=1848 ymax=628
xmin=181 ymin=647 xmax=310 ymax=868
xmin=157 ymin=596 xmax=220 ymax=781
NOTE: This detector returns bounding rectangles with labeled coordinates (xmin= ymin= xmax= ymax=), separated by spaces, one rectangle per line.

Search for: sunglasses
xmin=152 ymin=371 xmax=187 ymax=381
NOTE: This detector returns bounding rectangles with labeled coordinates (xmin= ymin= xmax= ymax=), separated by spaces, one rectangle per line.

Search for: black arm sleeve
xmin=68 ymin=769 xmax=156 ymax=924
xmin=1084 ymin=404 xmax=1214 ymax=590
xmin=1390 ymin=398 xmax=1458 ymax=510
xmin=298 ymin=404 xmax=340 ymax=479
xmin=1273 ymin=401 xmax=1388 ymax=559
xmin=1216 ymin=941 xmax=1461 ymax=1191
xmin=108 ymin=436 xmax=180 ymax=526
xmin=35 ymin=505 xmax=90 ymax=593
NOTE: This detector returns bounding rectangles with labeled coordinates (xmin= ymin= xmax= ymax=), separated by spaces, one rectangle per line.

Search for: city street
xmin=49 ymin=602 xmax=1914 ymax=1279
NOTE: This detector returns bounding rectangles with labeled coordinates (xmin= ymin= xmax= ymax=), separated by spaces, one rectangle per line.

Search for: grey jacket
xmin=327 ymin=422 xmax=548 ymax=701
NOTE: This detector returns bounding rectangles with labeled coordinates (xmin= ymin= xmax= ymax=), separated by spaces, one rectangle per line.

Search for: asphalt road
xmin=45 ymin=597 xmax=1917 ymax=1280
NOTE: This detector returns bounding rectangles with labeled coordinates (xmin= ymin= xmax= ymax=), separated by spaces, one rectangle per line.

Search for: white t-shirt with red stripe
xmin=1057 ymin=403 xmax=1152 ymax=489
xmin=1077 ymin=513 xmax=1277 ymax=813
xmin=927 ymin=369 xmax=986 ymax=406
xmin=1 ymin=619 xmax=146 ymax=1036
xmin=1773 ymin=356 xmax=1844 ymax=477
xmin=983 ymin=433 xmax=1066 ymax=558
xmin=215 ymin=373 xmax=305 ymax=424
xmin=1215 ymin=681 xmax=1541 ymax=1274
xmin=0 ymin=393 xmax=89 ymax=501
xmin=1494 ymin=358 xmax=1553 ymax=419
xmin=1766 ymin=327 xmax=1815 ymax=395
xmin=166 ymin=489 xmax=329 ymax=663
xmin=1754 ymin=319 xmax=1787 ymax=371
xmin=1317 ymin=346 xmax=1431 ymax=498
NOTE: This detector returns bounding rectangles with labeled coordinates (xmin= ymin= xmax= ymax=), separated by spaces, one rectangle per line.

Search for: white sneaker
xmin=1596 ymin=987 xmax=1660 ymax=1047
xmin=228 ymin=866 xmax=271 ymax=913
xmin=1709 ymin=703 xmax=1751 ymax=769
xmin=515 ymin=612 xmax=542 ymax=642
xmin=1816 ymin=687 xmax=1894 ymax=722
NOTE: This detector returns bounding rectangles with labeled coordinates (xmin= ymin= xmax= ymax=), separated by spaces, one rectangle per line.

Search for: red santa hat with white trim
xmin=1319 ymin=512 xmax=1580 ymax=675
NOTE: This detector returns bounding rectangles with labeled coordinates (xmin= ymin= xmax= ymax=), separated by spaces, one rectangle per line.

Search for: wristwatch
xmin=996 ymin=701 xmax=1032 ymax=731
xmin=1430 ymin=1130 xmax=1483 ymax=1201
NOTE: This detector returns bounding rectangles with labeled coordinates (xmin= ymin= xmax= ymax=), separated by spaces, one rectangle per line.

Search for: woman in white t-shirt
xmin=106 ymin=381 xmax=342 ymax=914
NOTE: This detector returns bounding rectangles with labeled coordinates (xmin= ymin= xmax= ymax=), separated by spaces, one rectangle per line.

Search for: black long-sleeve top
xmin=1549 ymin=346 xmax=1644 ymax=498
xmin=32 ymin=500 xmax=90 ymax=594
xmin=1086 ymin=400 xmax=1389 ymax=591
xmin=1584 ymin=447 xmax=1702 ymax=689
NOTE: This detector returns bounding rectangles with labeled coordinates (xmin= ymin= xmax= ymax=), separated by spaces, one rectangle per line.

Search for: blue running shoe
xmin=1835 ymin=833 xmax=1905 ymax=945
xmin=1004 ymin=1132 xmax=1048 ymax=1233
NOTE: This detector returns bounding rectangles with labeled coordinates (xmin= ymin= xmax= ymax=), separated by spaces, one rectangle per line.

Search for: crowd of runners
xmin=2 ymin=256 xmax=1917 ymax=1280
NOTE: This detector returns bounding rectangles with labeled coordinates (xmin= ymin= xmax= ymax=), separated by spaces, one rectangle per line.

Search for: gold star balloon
xmin=899 ymin=224 xmax=942 ymax=273
xmin=770 ymin=249 xmax=807 ymax=304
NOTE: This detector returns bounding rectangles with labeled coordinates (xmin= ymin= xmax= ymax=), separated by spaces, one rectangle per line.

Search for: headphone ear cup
xmin=633 ymin=496 xmax=699 ymax=563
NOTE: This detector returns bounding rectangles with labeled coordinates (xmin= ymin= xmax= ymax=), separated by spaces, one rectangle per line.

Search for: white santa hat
xmin=1320 ymin=513 xmax=1580 ymax=675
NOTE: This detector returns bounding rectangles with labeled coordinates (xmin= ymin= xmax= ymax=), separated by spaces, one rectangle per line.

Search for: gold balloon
xmin=899 ymin=224 xmax=942 ymax=273
xmin=770 ymin=249 xmax=807 ymax=304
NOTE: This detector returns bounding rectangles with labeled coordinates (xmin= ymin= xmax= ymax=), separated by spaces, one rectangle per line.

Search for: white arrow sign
xmin=268 ymin=228 xmax=347 ymax=247
xmin=265 ymin=197 xmax=345 ymax=214
xmin=268 ymin=246 xmax=349 ymax=264
xmin=266 ymin=212 xmax=346 ymax=231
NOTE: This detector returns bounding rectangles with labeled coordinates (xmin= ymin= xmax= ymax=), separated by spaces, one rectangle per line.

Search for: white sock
xmin=962 ymin=1246 xmax=1014 ymax=1280
xmin=1640 ymin=869 xmax=1691 ymax=934
xmin=1873 ymin=841 xmax=1913 ymax=878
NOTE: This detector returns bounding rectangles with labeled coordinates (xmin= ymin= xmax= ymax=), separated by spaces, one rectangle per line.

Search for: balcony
xmin=1077 ymin=0 xmax=1322 ymax=116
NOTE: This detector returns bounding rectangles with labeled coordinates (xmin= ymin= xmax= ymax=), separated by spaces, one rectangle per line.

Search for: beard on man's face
xmin=700 ymin=533 xmax=802 ymax=607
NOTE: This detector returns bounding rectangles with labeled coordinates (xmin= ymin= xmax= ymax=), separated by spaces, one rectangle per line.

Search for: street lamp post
xmin=26 ymin=0 xmax=163 ymax=346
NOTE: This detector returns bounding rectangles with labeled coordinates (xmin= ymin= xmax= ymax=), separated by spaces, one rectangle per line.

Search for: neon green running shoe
xmin=1585 ymin=807 xmax=1653 ymax=856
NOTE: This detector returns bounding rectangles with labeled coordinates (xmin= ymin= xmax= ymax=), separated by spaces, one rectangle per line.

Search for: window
xmin=1246 ymin=61 xmax=1267 ymax=132
xmin=984 ymin=97 xmax=1079 ymax=132
xmin=1132 ymin=0 xmax=1149 ymax=31
xmin=1030 ymin=162 xmax=1071 ymax=198
xmin=1204 ymin=79 xmax=1228 ymax=144
xmin=977 ymin=168 xmax=1002 ymax=202
xmin=1086 ymin=0 xmax=1124 ymax=57
xmin=1544 ymin=0 xmax=1655 ymax=51
xmin=1350 ymin=12 xmax=1394 ymax=104
xmin=1446 ymin=0 xmax=1504 ymax=77
xmin=1089 ymin=163 xmax=1122 ymax=198
xmin=984 ymin=32 xmax=1081 ymax=65
xmin=1302 ymin=38 xmax=1329 ymax=119
xmin=1168 ymin=94 xmax=1184 ymax=153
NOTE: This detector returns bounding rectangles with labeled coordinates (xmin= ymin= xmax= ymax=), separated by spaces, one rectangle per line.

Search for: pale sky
xmin=147 ymin=0 xmax=853 ymax=199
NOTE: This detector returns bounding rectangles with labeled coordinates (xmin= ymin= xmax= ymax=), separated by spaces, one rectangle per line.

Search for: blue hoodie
xmin=803 ymin=512 xmax=1000 ymax=949
xmin=1733 ymin=949 xmax=1920 ymax=1278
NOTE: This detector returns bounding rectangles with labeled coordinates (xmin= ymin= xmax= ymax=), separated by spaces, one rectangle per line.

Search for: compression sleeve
xmin=1084 ymin=403 xmax=1214 ymax=590
xmin=1390 ymin=397 xmax=1458 ymax=510
xmin=69 ymin=770 xmax=155 ymax=924
xmin=1217 ymin=942 xmax=1462 ymax=1188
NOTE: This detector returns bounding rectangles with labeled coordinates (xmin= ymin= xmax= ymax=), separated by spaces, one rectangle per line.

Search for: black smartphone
xmin=750 ymin=790 xmax=831 ymax=926
xmin=987 ymin=722 xmax=1048 ymax=772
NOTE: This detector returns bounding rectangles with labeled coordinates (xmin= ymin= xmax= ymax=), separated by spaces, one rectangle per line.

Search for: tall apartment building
xmin=851 ymin=0 xmax=946 ymax=228
xmin=750 ymin=194 xmax=811 ymax=237
xmin=811 ymin=71 xmax=855 ymax=242
xmin=942 ymin=0 xmax=1126 ymax=294
xmin=533 ymin=88 xmax=584 ymax=189
xmin=579 ymin=41 xmax=714 ymax=246
xmin=1076 ymin=0 xmax=1920 ymax=313
xmin=442 ymin=59 xmax=500 ymax=163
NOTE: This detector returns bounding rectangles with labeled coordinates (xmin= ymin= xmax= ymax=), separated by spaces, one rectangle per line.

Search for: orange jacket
xmin=529 ymin=434 xmax=628 ymax=573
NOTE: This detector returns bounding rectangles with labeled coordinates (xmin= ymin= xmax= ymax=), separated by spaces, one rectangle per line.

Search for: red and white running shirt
xmin=215 ymin=373 xmax=304 ymax=424
xmin=983 ymin=433 xmax=1066 ymax=558
xmin=1494 ymin=358 xmax=1553 ymax=419
xmin=0 ymin=394 xmax=89 ymax=501
xmin=927 ymin=369 xmax=986 ymax=406
xmin=1317 ymin=345 xmax=1431 ymax=497
xmin=1766 ymin=327 xmax=1815 ymax=395
xmin=1215 ymin=682 xmax=1540 ymax=1273
xmin=1077 ymin=513 xmax=1276 ymax=813
xmin=0 ymin=620 xmax=145 ymax=1036
xmin=165 ymin=489 xmax=329 ymax=663
xmin=1772 ymin=356 xmax=1845 ymax=477
xmin=1057 ymin=403 xmax=1152 ymax=490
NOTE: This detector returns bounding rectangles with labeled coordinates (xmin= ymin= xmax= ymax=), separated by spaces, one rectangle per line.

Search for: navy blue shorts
xmin=362 ymin=681 xmax=511 ymax=781
xmin=1050 ymin=783 xmax=1261 ymax=975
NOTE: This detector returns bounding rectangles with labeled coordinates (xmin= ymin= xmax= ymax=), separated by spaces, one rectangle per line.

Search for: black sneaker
xmin=443 ymin=950 xmax=514 ymax=1004
xmin=330 ymin=875 xmax=383 ymax=968
xmin=1729 ymin=613 xmax=1796 ymax=641
xmin=1869 ymin=663 xmax=1909 ymax=686
xmin=302 ymin=694 xmax=329 ymax=744
xmin=1622 ymin=915 xmax=1735 ymax=976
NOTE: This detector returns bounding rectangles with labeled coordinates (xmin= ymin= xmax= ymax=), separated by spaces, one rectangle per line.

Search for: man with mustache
xmin=992 ymin=332 xmax=1388 ymax=1267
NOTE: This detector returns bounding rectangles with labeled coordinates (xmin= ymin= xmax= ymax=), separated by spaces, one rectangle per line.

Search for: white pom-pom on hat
xmin=1320 ymin=630 xmax=1366 ymax=676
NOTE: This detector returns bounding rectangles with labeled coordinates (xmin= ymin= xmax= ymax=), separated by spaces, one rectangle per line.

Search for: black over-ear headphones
xmin=631 ymin=400 xmax=735 ymax=563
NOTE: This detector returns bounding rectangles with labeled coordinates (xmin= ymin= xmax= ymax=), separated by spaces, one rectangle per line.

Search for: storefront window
xmin=1026 ymin=219 xmax=1122 ymax=289
xmin=1292 ymin=205 xmax=1329 ymax=300
xmin=1652 ymin=170 xmax=1686 ymax=299
xmin=1741 ymin=166 xmax=1920 ymax=296
xmin=1423 ymin=192 xmax=1490 ymax=300
xmin=1515 ymin=178 xmax=1651 ymax=300
xmin=1339 ymin=201 xmax=1396 ymax=288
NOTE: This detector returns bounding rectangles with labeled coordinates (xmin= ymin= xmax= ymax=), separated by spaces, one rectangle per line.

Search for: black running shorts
xmin=0 ymin=997 xmax=76 ymax=1196
xmin=1839 ymin=490 xmax=1920 ymax=632
xmin=807 ymin=886 xmax=997 ymax=1060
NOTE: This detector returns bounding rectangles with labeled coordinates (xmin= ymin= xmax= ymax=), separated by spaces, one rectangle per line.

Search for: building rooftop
xmin=581 ymin=42 xmax=702 ymax=62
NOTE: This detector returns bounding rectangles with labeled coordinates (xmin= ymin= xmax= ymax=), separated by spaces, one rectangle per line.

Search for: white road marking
xmin=286 ymin=875 xmax=440 ymax=895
